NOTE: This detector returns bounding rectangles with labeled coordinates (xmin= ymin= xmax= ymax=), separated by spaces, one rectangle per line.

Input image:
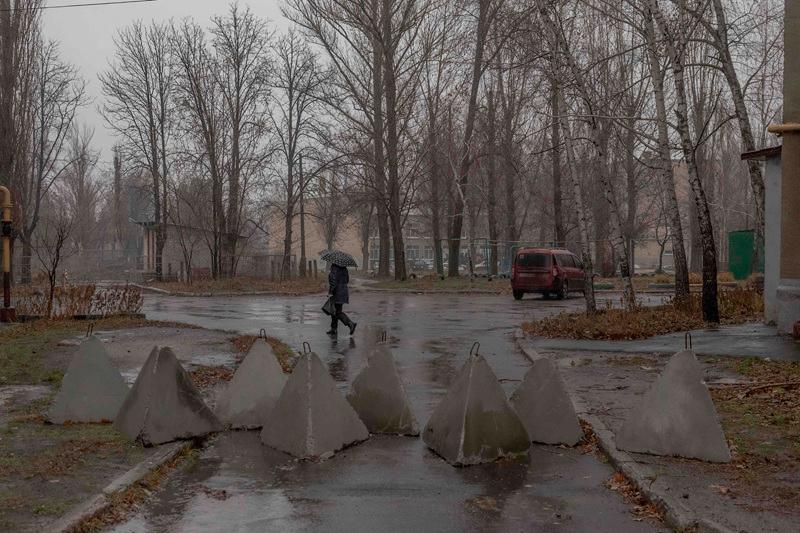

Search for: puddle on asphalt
xmin=184 ymin=352 xmax=239 ymax=369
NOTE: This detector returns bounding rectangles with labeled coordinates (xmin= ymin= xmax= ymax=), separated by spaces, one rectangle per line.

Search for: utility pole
xmin=1 ymin=185 xmax=14 ymax=322
xmin=299 ymin=154 xmax=307 ymax=278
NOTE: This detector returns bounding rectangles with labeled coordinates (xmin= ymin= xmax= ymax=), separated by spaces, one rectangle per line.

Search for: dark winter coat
xmin=328 ymin=264 xmax=350 ymax=304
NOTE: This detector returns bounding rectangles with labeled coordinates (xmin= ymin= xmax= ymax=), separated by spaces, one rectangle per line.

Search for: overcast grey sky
xmin=43 ymin=0 xmax=290 ymax=167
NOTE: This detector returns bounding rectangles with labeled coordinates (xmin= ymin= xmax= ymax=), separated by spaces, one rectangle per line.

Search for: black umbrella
xmin=320 ymin=250 xmax=358 ymax=268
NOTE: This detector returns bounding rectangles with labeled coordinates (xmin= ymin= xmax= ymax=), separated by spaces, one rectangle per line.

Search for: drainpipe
xmin=0 ymin=185 xmax=15 ymax=322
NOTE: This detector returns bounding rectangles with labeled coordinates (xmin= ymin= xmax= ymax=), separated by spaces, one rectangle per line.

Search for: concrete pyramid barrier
xmin=216 ymin=339 xmax=287 ymax=429
xmin=115 ymin=347 xmax=223 ymax=446
xmin=616 ymin=350 xmax=731 ymax=463
xmin=346 ymin=344 xmax=419 ymax=436
xmin=423 ymin=352 xmax=530 ymax=466
xmin=510 ymin=358 xmax=584 ymax=446
xmin=261 ymin=351 xmax=369 ymax=459
xmin=47 ymin=336 xmax=128 ymax=424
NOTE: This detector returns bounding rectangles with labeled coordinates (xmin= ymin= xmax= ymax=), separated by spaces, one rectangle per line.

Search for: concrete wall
xmin=764 ymin=155 xmax=782 ymax=324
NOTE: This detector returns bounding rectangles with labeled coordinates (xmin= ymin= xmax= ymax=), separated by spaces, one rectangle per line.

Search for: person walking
xmin=327 ymin=262 xmax=357 ymax=336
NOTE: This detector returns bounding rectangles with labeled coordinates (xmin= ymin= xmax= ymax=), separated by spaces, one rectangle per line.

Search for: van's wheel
xmin=513 ymin=290 xmax=524 ymax=301
xmin=558 ymin=281 xmax=569 ymax=300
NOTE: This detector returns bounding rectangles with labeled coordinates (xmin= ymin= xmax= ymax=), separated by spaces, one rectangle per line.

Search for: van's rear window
xmin=516 ymin=253 xmax=551 ymax=268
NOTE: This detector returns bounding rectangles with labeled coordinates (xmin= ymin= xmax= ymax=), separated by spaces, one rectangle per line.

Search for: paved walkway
xmin=109 ymin=292 xmax=665 ymax=532
xmin=529 ymin=323 xmax=800 ymax=360
xmin=536 ymin=349 xmax=800 ymax=532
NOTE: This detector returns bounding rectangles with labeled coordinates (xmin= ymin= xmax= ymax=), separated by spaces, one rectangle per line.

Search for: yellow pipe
xmin=0 ymin=186 xmax=11 ymax=273
xmin=767 ymin=123 xmax=800 ymax=135
xmin=0 ymin=185 xmax=10 ymax=221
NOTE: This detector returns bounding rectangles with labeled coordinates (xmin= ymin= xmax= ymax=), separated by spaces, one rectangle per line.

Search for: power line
xmin=0 ymin=0 xmax=157 ymax=11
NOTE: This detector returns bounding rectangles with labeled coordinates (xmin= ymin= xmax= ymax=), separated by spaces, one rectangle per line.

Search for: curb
xmin=513 ymin=330 xmax=735 ymax=533
xmin=136 ymin=285 xmax=325 ymax=298
xmin=51 ymin=440 xmax=194 ymax=532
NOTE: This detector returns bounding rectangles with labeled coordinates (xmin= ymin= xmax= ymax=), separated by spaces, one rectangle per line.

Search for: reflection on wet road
xmin=113 ymin=292 xmax=662 ymax=532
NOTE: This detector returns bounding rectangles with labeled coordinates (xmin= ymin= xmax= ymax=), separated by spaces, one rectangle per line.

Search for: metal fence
xmin=368 ymin=237 xmax=679 ymax=277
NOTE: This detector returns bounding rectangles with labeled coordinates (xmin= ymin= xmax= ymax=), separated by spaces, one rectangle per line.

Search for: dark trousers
xmin=330 ymin=303 xmax=353 ymax=331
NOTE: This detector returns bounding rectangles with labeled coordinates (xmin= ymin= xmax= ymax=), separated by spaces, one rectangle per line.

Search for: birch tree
xmin=649 ymin=0 xmax=720 ymax=322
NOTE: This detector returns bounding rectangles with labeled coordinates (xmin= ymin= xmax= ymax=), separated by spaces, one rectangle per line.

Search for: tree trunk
xmin=550 ymin=76 xmax=565 ymax=245
xmin=558 ymin=91 xmax=597 ymax=314
xmin=650 ymin=0 xmax=719 ymax=322
xmin=448 ymin=0 xmax=489 ymax=278
xmin=643 ymin=9 xmax=690 ymax=301
xmin=486 ymin=88 xmax=499 ymax=276
xmin=624 ymin=119 xmax=637 ymax=275
xmin=382 ymin=0 xmax=406 ymax=281
xmin=299 ymin=155 xmax=307 ymax=278
xmin=282 ymin=159 xmax=295 ymax=280
xmin=371 ymin=7 xmax=391 ymax=278
xmin=498 ymin=71 xmax=518 ymax=272
xmin=0 ymin=2 xmax=14 ymax=185
xmin=429 ymin=117 xmax=444 ymax=277
xmin=20 ymin=237 xmax=31 ymax=284
xmin=710 ymin=0 xmax=765 ymax=238
xmin=360 ymin=201 xmax=373 ymax=274
xmin=590 ymin=123 xmax=636 ymax=309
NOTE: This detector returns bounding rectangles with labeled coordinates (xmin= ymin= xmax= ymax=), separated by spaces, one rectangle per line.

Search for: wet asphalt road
xmin=111 ymin=292 xmax=663 ymax=533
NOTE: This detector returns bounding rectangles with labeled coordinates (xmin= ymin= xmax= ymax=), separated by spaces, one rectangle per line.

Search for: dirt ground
xmin=0 ymin=320 xmax=271 ymax=532
xmin=550 ymin=349 xmax=800 ymax=532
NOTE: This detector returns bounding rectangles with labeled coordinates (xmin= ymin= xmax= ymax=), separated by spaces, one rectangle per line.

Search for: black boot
xmin=327 ymin=328 xmax=338 ymax=336
xmin=340 ymin=312 xmax=357 ymax=336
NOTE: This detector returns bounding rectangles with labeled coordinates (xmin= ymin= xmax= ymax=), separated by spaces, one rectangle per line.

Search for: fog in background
xmin=44 ymin=0 xmax=287 ymax=163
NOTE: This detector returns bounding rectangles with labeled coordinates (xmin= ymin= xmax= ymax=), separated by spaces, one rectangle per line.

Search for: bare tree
xmin=17 ymin=36 xmax=85 ymax=283
xmin=267 ymin=29 xmax=325 ymax=279
xmin=210 ymin=4 xmax=273 ymax=276
xmin=100 ymin=21 xmax=174 ymax=280
xmin=447 ymin=0 xmax=507 ymax=277
xmin=649 ymin=0 xmax=720 ymax=322
xmin=61 ymin=124 xmax=101 ymax=254
xmin=33 ymin=206 xmax=73 ymax=318
xmin=641 ymin=4 xmax=690 ymax=301
xmin=168 ymin=174 xmax=205 ymax=284
xmin=0 ymin=0 xmax=41 ymax=187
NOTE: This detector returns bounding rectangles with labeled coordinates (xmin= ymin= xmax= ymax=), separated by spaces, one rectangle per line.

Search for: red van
xmin=511 ymin=248 xmax=586 ymax=300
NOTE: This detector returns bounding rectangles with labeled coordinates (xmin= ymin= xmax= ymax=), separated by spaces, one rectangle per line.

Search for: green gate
xmin=728 ymin=230 xmax=764 ymax=280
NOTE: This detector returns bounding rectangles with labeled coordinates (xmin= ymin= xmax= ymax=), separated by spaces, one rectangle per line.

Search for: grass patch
xmin=523 ymin=288 xmax=762 ymax=340
xmin=595 ymin=271 xmax=742 ymax=291
xmin=33 ymin=499 xmax=78 ymax=516
xmin=232 ymin=334 xmax=296 ymax=372
xmin=710 ymin=359 xmax=800 ymax=511
xmin=147 ymin=276 xmax=324 ymax=296
xmin=0 ymin=317 xmax=197 ymax=386
xmin=0 ymin=421 xmax=143 ymax=479
xmin=0 ymin=412 xmax=148 ymax=528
